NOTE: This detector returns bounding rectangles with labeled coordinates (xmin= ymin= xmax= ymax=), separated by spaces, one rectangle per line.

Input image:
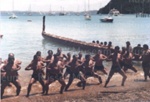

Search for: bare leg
xmin=1 ymin=81 xmax=9 ymax=98
xmin=78 ymin=74 xmax=86 ymax=90
xmin=38 ymin=79 xmax=45 ymax=94
xmin=58 ymin=78 xmax=66 ymax=94
xmin=65 ymin=74 xmax=74 ymax=91
xmin=130 ymin=66 xmax=137 ymax=73
xmin=11 ymin=78 xmax=21 ymax=96
xmin=118 ymin=70 xmax=127 ymax=86
xmin=101 ymin=68 xmax=108 ymax=75
xmin=26 ymin=78 xmax=36 ymax=97
xmin=93 ymin=73 xmax=102 ymax=84
xmin=44 ymin=78 xmax=54 ymax=95
xmin=104 ymin=70 xmax=114 ymax=87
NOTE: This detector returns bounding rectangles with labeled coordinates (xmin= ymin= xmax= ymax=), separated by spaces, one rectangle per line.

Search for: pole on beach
xmin=42 ymin=16 xmax=45 ymax=32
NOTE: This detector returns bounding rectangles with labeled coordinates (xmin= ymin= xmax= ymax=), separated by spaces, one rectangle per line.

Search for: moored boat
xmin=100 ymin=17 xmax=113 ymax=23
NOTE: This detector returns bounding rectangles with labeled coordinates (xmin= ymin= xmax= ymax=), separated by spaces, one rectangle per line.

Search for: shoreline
xmin=1 ymin=70 xmax=150 ymax=102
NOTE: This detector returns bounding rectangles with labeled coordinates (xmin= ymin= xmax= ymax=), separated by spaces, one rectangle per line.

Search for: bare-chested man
xmin=65 ymin=55 xmax=86 ymax=91
xmin=141 ymin=44 xmax=150 ymax=81
xmin=44 ymin=54 xmax=66 ymax=95
xmin=79 ymin=55 xmax=102 ymax=85
xmin=43 ymin=50 xmax=54 ymax=80
xmin=25 ymin=55 xmax=45 ymax=97
xmin=93 ymin=50 xmax=108 ymax=75
xmin=78 ymin=52 xmax=85 ymax=63
xmin=63 ymin=53 xmax=72 ymax=79
xmin=1 ymin=53 xmax=21 ymax=98
xmin=133 ymin=44 xmax=143 ymax=61
xmin=123 ymin=51 xmax=137 ymax=73
xmin=56 ymin=48 xmax=67 ymax=61
xmin=126 ymin=41 xmax=132 ymax=53
xmin=104 ymin=46 xmax=127 ymax=87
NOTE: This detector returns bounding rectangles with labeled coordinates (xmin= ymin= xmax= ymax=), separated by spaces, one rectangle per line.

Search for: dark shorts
xmin=111 ymin=66 xmax=121 ymax=73
xmin=1 ymin=75 xmax=18 ymax=82
xmin=32 ymin=73 xmax=43 ymax=81
xmin=124 ymin=63 xmax=133 ymax=68
xmin=94 ymin=65 xmax=104 ymax=71
xmin=48 ymin=73 xmax=63 ymax=81
xmin=71 ymin=72 xmax=82 ymax=79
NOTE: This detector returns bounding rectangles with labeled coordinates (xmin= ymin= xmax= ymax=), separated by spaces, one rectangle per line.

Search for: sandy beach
xmin=1 ymin=69 xmax=150 ymax=102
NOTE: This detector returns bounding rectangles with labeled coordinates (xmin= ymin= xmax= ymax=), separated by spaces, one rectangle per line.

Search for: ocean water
xmin=0 ymin=15 xmax=150 ymax=72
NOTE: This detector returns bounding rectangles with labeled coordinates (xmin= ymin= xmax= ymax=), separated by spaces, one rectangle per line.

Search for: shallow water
xmin=0 ymin=15 xmax=149 ymax=73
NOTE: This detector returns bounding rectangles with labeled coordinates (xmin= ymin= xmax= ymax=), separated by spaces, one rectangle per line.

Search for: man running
xmin=78 ymin=55 xmax=102 ymax=86
xmin=123 ymin=51 xmax=137 ymax=73
xmin=25 ymin=55 xmax=45 ymax=97
xmin=104 ymin=46 xmax=127 ymax=87
xmin=65 ymin=55 xmax=86 ymax=91
xmin=93 ymin=50 xmax=108 ymax=75
xmin=44 ymin=54 xmax=66 ymax=95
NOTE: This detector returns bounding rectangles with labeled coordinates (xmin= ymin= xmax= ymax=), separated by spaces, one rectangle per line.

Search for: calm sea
xmin=0 ymin=15 xmax=150 ymax=73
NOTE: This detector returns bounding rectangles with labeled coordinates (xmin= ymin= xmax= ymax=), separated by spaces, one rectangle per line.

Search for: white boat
xmin=85 ymin=14 xmax=91 ymax=20
xmin=100 ymin=16 xmax=113 ymax=23
xmin=9 ymin=13 xmax=17 ymax=19
xmin=9 ymin=0 xmax=17 ymax=19
xmin=109 ymin=8 xmax=120 ymax=16
xmin=84 ymin=0 xmax=91 ymax=20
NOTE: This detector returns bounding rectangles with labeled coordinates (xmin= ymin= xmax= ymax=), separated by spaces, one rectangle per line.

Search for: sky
xmin=0 ymin=0 xmax=110 ymax=12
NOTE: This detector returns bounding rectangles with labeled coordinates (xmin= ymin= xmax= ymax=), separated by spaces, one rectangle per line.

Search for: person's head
xmin=92 ymin=40 xmax=95 ymax=43
xmin=57 ymin=48 xmax=62 ymax=54
xmin=143 ymin=44 xmax=149 ymax=50
xmin=36 ymin=51 xmax=41 ymax=56
xmin=67 ymin=52 xmax=71 ymax=58
xmin=137 ymin=44 xmax=141 ymax=47
xmin=73 ymin=54 xmax=78 ymax=61
xmin=115 ymin=46 xmax=120 ymax=53
xmin=48 ymin=50 xmax=53 ymax=55
xmin=8 ymin=53 xmax=15 ymax=64
xmin=104 ymin=41 xmax=107 ymax=46
xmin=100 ymin=42 xmax=103 ymax=45
xmin=122 ymin=47 xmax=126 ymax=53
xmin=96 ymin=40 xmax=99 ymax=44
xmin=126 ymin=41 xmax=130 ymax=46
xmin=97 ymin=50 xmax=102 ymax=55
xmin=108 ymin=41 xmax=112 ymax=46
xmin=85 ymin=54 xmax=91 ymax=61
xmin=78 ymin=52 xmax=82 ymax=58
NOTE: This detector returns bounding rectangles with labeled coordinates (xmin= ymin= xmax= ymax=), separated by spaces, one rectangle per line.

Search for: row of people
xmin=1 ymin=44 xmax=150 ymax=98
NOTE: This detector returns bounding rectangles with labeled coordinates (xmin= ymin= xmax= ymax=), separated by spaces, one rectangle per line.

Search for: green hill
xmin=97 ymin=0 xmax=150 ymax=14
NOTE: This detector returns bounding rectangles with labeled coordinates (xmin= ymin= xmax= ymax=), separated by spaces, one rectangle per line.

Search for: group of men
xmin=1 ymin=42 xmax=150 ymax=98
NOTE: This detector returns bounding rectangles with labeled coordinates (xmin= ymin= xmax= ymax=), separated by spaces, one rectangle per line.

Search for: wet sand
xmin=1 ymin=69 xmax=150 ymax=102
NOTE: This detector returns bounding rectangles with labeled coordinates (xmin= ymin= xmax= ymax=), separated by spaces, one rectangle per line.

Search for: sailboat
xmin=85 ymin=0 xmax=91 ymax=20
xmin=9 ymin=0 xmax=17 ymax=19
xmin=27 ymin=4 xmax=32 ymax=22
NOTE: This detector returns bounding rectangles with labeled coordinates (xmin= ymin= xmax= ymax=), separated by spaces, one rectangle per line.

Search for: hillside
xmin=97 ymin=0 xmax=150 ymax=14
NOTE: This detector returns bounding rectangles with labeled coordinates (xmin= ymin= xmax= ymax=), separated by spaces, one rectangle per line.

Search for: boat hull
xmin=100 ymin=19 xmax=113 ymax=23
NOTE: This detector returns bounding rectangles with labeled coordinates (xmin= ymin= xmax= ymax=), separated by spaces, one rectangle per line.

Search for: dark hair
xmin=115 ymin=46 xmax=120 ymax=51
xmin=143 ymin=44 xmax=149 ymax=50
xmin=85 ymin=54 xmax=91 ymax=59
xmin=48 ymin=50 xmax=53 ymax=54
xmin=104 ymin=41 xmax=107 ymax=45
xmin=36 ymin=51 xmax=41 ymax=56
xmin=126 ymin=41 xmax=130 ymax=45
xmin=96 ymin=40 xmax=99 ymax=44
